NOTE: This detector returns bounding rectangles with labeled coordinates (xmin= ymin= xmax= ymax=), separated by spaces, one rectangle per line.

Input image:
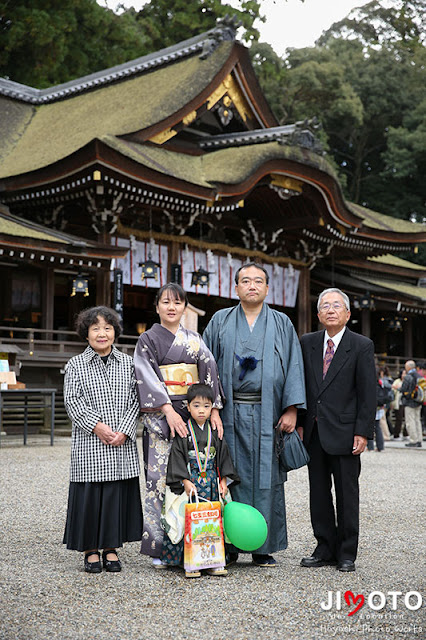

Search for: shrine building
xmin=1 ymin=19 xmax=425 ymax=395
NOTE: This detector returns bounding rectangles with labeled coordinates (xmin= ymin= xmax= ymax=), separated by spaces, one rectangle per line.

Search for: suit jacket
xmin=299 ymin=328 xmax=376 ymax=454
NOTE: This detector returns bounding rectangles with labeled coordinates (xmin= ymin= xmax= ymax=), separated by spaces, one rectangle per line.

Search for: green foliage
xmin=249 ymin=41 xmax=287 ymax=122
xmin=132 ymin=0 xmax=262 ymax=51
xmin=255 ymin=1 xmax=426 ymax=235
xmin=381 ymin=97 xmax=426 ymax=223
xmin=0 ymin=0 xmax=149 ymax=87
xmin=0 ymin=0 xmax=261 ymax=87
xmin=317 ymin=0 xmax=425 ymax=51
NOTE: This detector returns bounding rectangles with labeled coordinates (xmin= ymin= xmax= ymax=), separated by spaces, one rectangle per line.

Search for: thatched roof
xmin=0 ymin=43 xmax=233 ymax=179
xmin=367 ymin=255 xmax=426 ymax=271
xmin=349 ymin=203 xmax=425 ymax=235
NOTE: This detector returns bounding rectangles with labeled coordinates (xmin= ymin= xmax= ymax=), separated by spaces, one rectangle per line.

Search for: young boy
xmin=160 ymin=383 xmax=239 ymax=578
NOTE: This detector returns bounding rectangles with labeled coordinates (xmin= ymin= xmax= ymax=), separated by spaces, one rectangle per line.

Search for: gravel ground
xmin=0 ymin=437 xmax=424 ymax=640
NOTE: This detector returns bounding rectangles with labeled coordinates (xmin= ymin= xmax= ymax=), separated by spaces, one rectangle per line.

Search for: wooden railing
xmin=374 ymin=354 xmax=424 ymax=377
xmin=0 ymin=325 xmax=422 ymax=375
xmin=0 ymin=326 xmax=139 ymax=361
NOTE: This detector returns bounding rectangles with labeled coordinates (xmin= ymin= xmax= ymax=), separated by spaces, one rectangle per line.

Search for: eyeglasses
xmin=319 ymin=302 xmax=346 ymax=311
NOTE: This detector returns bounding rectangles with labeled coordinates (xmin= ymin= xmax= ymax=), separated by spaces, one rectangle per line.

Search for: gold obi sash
xmin=159 ymin=363 xmax=199 ymax=396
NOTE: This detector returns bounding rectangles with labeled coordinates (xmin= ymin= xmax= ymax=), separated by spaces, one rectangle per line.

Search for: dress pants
xmin=393 ymin=406 xmax=404 ymax=438
xmin=367 ymin=419 xmax=384 ymax=451
xmin=307 ymin=425 xmax=361 ymax=562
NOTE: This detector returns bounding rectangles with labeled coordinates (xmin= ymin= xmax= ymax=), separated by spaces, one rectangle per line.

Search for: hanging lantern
xmin=386 ymin=316 xmax=403 ymax=332
xmin=139 ymin=207 xmax=161 ymax=280
xmin=71 ymin=275 xmax=89 ymax=297
xmin=191 ymin=267 xmax=210 ymax=287
xmin=354 ymin=292 xmax=375 ymax=310
xmin=139 ymin=255 xmax=161 ymax=281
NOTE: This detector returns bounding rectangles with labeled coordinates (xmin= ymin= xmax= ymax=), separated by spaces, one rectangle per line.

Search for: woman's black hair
xmin=75 ymin=306 xmax=123 ymax=340
xmin=234 ymin=262 xmax=269 ymax=285
xmin=154 ymin=283 xmax=188 ymax=307
xmin=187 ymin=383 xmax=215 ymax=404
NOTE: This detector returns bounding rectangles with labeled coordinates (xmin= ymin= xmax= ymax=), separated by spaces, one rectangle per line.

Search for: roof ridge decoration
xmin=200 ymin=15 xmax=241 ymax=59
xmin=0 ymin=17 xmax=239 ymax=105
xmin=199 ymin=118 xmax=324 ymax=155
xmin=279 ymin=118 xmax=323 ymax=155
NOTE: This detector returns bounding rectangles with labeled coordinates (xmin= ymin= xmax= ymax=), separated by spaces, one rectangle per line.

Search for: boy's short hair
xmin=187 ymin=383 xmax=214 ymax=404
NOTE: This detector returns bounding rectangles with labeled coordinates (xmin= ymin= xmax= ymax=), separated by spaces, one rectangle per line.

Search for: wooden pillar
xmin=96 ymin=269 xmax=111 ymax=307
xmin=41 ymin=267 xmax=54 ymax=339
xmin=404 ymin=316 xmax=413 ymax=358
xmin=297 ymin=266 xmax=311 ymax=336
xmin=361 ymin=309 xmax=371 ymax=338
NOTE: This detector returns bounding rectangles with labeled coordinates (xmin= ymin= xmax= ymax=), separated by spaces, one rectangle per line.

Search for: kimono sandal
xmin=102 ymin=549 xmax=122 ymax=573
xmin=84 ymin=551 xmax=102 ymax=574
xmin=185 ymin=570 xmax=201 ymax=578
xmin=152 ymin=558 xmax=169 ymax=570
xmin=205 ymin=567 xmax=228 ymax=576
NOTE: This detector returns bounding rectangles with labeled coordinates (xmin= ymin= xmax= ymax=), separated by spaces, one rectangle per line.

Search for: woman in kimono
xmin=134 ymin=283 xmax=223 ymax=567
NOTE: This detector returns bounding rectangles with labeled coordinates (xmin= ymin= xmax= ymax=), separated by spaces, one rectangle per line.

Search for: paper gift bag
xmin=184 ymin=495 xmax=226 ymax=572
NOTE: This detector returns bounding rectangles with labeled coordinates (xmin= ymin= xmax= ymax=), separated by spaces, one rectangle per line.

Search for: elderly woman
xmin=134 ymin=283 xmax=223 ymax=568
xmin=63 ymin=306 xmax=142 ymax=573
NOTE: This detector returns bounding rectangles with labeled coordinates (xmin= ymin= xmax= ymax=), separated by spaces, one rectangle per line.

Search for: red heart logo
xmin=344 ymin=590 xmax=365 ymax=616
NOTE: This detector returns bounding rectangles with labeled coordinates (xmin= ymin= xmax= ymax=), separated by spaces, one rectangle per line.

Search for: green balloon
xmin=223 ymin=502 xmax=268 ymax=551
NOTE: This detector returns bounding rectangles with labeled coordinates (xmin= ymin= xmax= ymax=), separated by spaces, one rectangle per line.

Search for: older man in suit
xmin=299 ymin=288 xmax=376 ymax=572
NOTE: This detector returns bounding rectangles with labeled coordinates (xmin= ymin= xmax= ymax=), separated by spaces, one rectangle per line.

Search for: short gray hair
xmin=317 ymin=288 xmax=350 ymax=312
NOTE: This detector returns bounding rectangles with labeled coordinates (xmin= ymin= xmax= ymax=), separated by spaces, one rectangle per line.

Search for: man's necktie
xmin=323 ymin=339 xmax=335 ymax=379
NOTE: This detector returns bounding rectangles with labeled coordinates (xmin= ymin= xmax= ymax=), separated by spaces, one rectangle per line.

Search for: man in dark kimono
xmin=203 ymin=263 xmax=306 ymax=566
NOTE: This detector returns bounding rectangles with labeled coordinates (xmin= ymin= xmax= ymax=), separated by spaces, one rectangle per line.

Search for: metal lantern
xmin=139 ymin=256 xmax=161 ymax=281
xmin=354 ymin=292 xmax=375 ymax=310
xmin=386 ymin=316 xmax=403 ymax=332
xmin=71 ymin=275 xmax=89 ymax=297
xmin=191 ymin=267 xmax=210 ymax=287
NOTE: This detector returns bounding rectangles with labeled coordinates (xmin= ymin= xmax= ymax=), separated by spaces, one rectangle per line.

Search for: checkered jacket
xmin=64 ymin=345 xmax=141 ymax=482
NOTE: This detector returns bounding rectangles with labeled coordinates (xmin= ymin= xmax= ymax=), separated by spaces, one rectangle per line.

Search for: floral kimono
xmin=134 ymin=323 xmax=223 ymax=556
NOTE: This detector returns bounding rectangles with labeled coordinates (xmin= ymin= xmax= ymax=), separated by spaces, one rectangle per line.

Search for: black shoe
xmin=405 ymin=442 xmax=420 ymax=447
xmin=252 ymin=554 xmax=277 ymax=567
xmin=300 ymin=556 xmax=337 ymax=568
xmin=84 ymin=551 xmax=102 ymax=574
xmin=337 ymin=560 xmax=355 ymax=572
xmin=225 ymin=552 xmax=239 ymax=567
xmin=102 ymin=549 xmax=122 ymax=573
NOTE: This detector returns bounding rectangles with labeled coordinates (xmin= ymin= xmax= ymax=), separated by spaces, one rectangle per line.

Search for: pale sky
xmin=99 ymin=0 xmax=372 ymax=55
xmin=257 ymin=0 xmax=371 ymax=55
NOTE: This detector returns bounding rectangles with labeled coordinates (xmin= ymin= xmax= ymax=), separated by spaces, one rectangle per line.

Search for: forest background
xmin=0 ymin=0 xmax=425 ymax=263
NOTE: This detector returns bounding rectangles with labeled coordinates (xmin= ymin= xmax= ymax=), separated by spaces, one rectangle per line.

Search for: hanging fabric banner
xmin=283 ymin=266 xmax=300 ymax=308
xmin=113 ymin=269 xmax=124 ymax=322
xmin=110 ymin=238 xmax=168 ymax=288
xmin=111 ymin=238 xmax=299 ymax=306
xmin=230 ymin=258 xmax=243 ymax=300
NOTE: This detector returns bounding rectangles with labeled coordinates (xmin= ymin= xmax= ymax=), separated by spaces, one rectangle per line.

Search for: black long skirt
xmin=63 ymin=477 xmax=143 ymax=552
